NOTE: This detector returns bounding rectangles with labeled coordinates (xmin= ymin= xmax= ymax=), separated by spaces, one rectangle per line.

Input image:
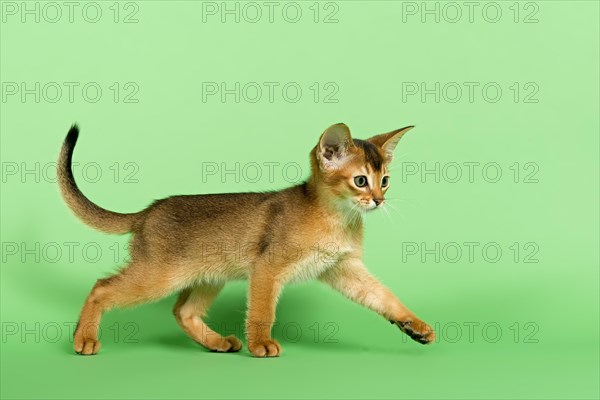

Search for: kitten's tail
xmin=58 ymin=124 xmax=141 ymax=234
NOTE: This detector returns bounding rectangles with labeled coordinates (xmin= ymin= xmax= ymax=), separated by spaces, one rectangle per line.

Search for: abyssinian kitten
xmin=58 ymin=122 xmax=435 ymax=357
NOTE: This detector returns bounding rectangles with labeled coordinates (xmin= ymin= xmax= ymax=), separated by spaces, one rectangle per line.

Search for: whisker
xmin=387 ymin=154 xmax=411 ymax=170
xmin=381 ymin=203 xmax=392 ymax=223
xmin=385 ymin=198 xmax=418 ymax=204
xmin=342 ymin=202 xmax=361 ymax=228
xmin=385 ymin=201 xmax=406 ymax=221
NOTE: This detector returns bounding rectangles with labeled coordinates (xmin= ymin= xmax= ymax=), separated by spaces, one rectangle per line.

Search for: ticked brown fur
xmin=58 ymin=123 xmax=434 ymax=357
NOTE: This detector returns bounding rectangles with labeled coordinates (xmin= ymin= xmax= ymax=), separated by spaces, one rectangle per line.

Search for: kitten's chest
xmin=279 ymin=211 xmax=362 ymax=283
xmin=282 ymin=236 xmax=358 ymax=283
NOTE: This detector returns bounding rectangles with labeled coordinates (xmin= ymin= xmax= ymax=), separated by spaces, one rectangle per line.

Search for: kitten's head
xmin=311 ymin=123 xmax=413 ymax=212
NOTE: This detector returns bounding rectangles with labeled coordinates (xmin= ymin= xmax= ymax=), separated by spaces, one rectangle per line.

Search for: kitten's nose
xmin=373 ymin=198 xmax=383 ymax=206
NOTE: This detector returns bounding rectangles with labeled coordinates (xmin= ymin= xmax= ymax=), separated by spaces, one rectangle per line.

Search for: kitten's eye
xmin=382 ymin=176 xmax=390 ymax=188
xmin=354 ymin=175 xmax=368 ymax=188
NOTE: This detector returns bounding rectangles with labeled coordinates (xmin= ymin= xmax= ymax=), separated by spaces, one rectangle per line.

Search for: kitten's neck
xmin=303 ymin=176 xmax=364 ymax=231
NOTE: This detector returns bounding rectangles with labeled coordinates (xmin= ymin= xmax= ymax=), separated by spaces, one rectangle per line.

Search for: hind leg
xmin=74 ymin=263 xmax=182 ymax=355
xmin=173 ymin=283 xmax=242 ymax=352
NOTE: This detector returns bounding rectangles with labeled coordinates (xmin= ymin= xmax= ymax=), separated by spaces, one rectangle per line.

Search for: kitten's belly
xmin=194 ymin=259 xmax=252 ymax=282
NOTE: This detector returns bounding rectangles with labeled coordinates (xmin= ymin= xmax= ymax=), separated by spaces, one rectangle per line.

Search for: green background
xmin=1 ymin=1 xmax=599 ymax=399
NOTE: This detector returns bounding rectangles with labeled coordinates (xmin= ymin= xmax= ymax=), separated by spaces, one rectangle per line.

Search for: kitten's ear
xmin=317 ymin=123 xmax=355 ymax=171
xmin=368 ymin=125 xmax=414 ymax=161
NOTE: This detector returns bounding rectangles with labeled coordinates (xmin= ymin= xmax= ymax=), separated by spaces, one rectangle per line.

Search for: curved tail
xmin=58 ymin=124 xmax=141 ymax=234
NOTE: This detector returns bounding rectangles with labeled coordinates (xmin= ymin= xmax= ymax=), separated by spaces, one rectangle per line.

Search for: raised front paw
xmin=248 ymin=339 xmax=282 ymax=357
xmin=392 ymin=318 xmax=435 ymax=345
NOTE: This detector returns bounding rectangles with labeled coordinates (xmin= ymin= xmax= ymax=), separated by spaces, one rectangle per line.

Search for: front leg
xmin=246 ymin=268 xmax=283 ymax=357
xmin=319 ymin=257 xmax=435 ymax=345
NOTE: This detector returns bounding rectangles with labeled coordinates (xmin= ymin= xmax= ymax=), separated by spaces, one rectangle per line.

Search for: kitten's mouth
xmin=344 ymin=199 xmax=379 ymax=213
xmin=357 ymin=201 xmax=378 ymax=211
